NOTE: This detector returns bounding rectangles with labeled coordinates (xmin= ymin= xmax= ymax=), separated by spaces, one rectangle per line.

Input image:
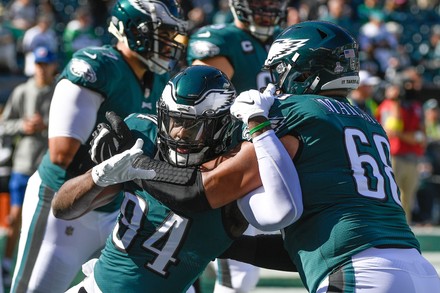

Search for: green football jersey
xmin=267 ymin=94 xmax=420 ymax=292
xmin=94 ymin=113 xmax=247 ymax=292
xmin=38 ymin=45 xmax=168 ymax=212
xmin=187 ymin=23 xmax=281 ymax=94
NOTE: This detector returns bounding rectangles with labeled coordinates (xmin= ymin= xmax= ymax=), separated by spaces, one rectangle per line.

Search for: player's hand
xmin=91 ymin=139 xmax=156 ymax=187
xmin=230 ymin=83 xmax=276 ymax=124
xmin=89 ymin=111 xmax=135 ymax=164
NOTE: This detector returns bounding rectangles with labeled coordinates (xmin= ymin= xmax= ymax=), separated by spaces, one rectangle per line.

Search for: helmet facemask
xmin=109 ymin=0 xmax=187 ymax=74
xmin=157 ymin=65 xmax=236 ymax=167
xmin=230 ymin=0 xmax=287 ymax=42
xmin=140 ymin=25 xmax=186 ymax=74
xmin=157 ymin=108 xmax=232 ymax=167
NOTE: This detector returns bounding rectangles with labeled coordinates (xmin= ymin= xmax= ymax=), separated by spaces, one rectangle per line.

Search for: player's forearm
xmin=52 ymin=171 xmax=118 ymax=220
xmin=202 ymin=141 xmax=262 ymax=208
xmin=237 ymin=129 xmax=303 ymax=231
xmin=133 ymin=132 xmax=285 ymax=211
xmin=48 ymin=137 xmax=81 ymax=169
xmin=130 ymin=143 xmax=258 ymax=211
xmin=205 ymin=117 xmax=287 ymax=208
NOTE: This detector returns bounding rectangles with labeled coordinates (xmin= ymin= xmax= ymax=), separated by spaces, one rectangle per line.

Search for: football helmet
xmin=229 ymin=0 xmax=288 ymax=41
xmin=109 ymin=0 xmax=188 ymax=74
xmin=157 ymin=65 xmax=236 ymax=167
xmin=264 ymin=21 xmax=360 ymax=95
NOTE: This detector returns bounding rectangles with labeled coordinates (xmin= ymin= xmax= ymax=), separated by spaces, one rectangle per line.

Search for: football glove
xmin=230 ymin=83 xmax=277 ymax=124
xmin=91 ymin=138 xmax=156 ymax=187
xmin=89 ymin=111 xmax=135 ymax=164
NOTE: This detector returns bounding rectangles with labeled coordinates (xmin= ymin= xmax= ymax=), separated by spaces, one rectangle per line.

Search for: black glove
xmin=89 ymin=111 xmax=135 ymax=164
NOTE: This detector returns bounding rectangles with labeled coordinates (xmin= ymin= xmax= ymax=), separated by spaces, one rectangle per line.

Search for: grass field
xmin=1 ymin=226 xmax=439 ymax=293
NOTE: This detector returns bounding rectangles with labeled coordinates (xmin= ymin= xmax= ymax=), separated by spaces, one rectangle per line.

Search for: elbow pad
xmin=132 ymin=155 xmax=211 ymax=212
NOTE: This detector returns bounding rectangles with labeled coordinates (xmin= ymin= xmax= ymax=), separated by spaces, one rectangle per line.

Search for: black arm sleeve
xmin=132 ymin=155 xmax=211 ymax=212
xmin=219 ymin=234 xmax=297 ymax=272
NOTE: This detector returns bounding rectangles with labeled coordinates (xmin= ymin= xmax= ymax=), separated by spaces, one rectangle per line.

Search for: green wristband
xmin=248 ymin=120 xmax=272 ymax=136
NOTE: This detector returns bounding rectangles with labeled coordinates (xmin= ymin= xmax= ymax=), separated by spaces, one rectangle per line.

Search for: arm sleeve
xmin=238 ymin=130 xmax=303 ymax=231
xmin=48 ymin=79 xmax=104 ymax=143
xmin=218 ymin=234 xmax=297 ymax=272
xmin=132 ymin=155 xmax=211 ymax=212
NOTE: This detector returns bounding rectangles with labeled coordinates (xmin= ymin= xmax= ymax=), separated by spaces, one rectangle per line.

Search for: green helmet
xmin=109 ymin=0 xmax=187 ymax=74
xmin=157 ymin=65 xmax=236 ymax=167
xmin=229 ymin=0 xmax=288 ymax=41
xmin=264 ymin=21 xmax=360 ymax=95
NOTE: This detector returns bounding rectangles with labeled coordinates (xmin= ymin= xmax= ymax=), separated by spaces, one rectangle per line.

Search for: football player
xmin=225 ymin=21 xmax=439 ymax=292
xmin=52 ymin=65 xmax=301 ymax=292
xmin=187 ymin=1 xmax=289 ymax=290
xmin=188 ymin=0 xmax=287 ymax=93
xmin=10 ymin=1 xmax=187 ymax=292
xmin=98 ymin=21 xmax=440 ymax=292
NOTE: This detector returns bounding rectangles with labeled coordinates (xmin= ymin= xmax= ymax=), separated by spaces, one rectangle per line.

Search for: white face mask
xmin=249 ymin=24 xmax=275 ymax=42
xmin=145 ymin=56 xmax=171 ymax=75
xmin=132 ymin=50 xmax=171 ymax=75
xmin=166 ymin=147 xmax=209 ymax=167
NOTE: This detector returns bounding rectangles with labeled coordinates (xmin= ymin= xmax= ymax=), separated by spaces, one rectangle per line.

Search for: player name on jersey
xmin=316 ymin=98 xmax=379 ymax=125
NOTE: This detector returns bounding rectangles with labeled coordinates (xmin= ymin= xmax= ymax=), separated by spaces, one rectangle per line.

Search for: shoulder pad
xmin=187 ymin=24 xmax=238 ymax=63
xmin=125 ymin=113 xmax=158 ymax=158
xmin=59 ymin=46 xmax=122 ymax=94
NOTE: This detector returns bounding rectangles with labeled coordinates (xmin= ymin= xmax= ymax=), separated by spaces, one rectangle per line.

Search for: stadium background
xmin=1 ymin=0 xmax=440 ymax=291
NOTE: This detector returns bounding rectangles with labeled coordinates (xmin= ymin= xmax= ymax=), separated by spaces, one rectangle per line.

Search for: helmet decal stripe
xmin=291 ymin=52 xmax=300 ymax=62
xmin=265 ymin=39 xmax=308 ymax=66
xmin=127 ymin=0 xmax=187 ymax=32
xmin=130 ymin=0 xmax=147 ymax=12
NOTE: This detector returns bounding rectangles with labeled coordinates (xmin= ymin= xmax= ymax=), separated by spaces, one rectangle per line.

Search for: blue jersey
xmin=94 ymin=113 xmax=248 ymax=292
xmin=266 ymin=94 xmax=420 ymax=292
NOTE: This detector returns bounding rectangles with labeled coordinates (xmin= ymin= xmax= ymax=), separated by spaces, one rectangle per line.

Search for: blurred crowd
xmin=0 ymin=0 xmax=439 ymax=225
xmin=0 ymin=0 xmax=439 ymax=85
xmin=0 ymin=0 xmax=437 ymax=80
xmin=0 ymin=1 xmax=437 ymax=293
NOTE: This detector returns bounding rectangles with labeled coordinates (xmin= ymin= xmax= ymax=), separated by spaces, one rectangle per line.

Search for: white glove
xmin=91 ymin=138 xmax=156 ymax=187
xmin=230 ymin=83 xmax=277 ymax=124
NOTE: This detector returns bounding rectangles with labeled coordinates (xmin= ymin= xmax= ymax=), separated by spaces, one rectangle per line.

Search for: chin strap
xmin=109 ymin=20 xmax=169 ymax=74
xmin=249 ymin=24 xmax=274 ymax=42
xmin=108 ymin=20 xmax=129 ymax=47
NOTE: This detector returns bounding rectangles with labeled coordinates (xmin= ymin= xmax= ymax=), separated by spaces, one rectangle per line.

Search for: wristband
xmin=249 ymin=120 xmax=271 ymax=136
